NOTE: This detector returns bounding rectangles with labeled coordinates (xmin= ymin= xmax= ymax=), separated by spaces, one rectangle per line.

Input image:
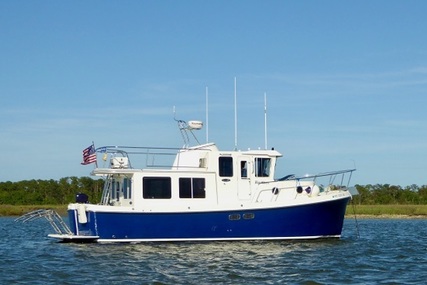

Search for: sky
xmin=1 ymin=0 xmax=426 ymax=186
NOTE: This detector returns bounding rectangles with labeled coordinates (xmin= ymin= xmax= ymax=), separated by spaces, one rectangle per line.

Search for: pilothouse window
xmin=240 ymin=161 xmax=248 ymax=178
xmin=219 ymin=157 xmax=233 ymax=177
xmin=255 ymin=157 xmax=271 ymax=177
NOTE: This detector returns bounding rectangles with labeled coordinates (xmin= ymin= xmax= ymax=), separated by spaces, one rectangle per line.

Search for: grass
xmin=346 ymin=204 xmax=427 ymax=217
xmin=0 ymin=205 xmax=68 ymax=217
xmin=2 ymin=204 xmax=427 ymax=218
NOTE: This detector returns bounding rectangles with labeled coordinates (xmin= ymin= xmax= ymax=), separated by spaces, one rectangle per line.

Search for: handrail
xmin=96 ymin=146 xmax=179 ymax=169
xmin=96 ymin=144 xmax=216 ymax=155
xmin=296 ymin=169 xmax=356 ymax=188
xmin=97 ymin=145 xmax=181 ymax=153
xmin=15 ymin=209 xmax=73 ymax=235
xmin=95 ymin=144 xmax=216 ymax=169
xmin=295 ymin=169 xmax=356 ymax=180
xmin=255 ymin=169 xmax=356 ymax=202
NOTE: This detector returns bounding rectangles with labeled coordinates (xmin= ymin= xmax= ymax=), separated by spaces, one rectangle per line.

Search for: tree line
xmin=353 ymin=184 xmax=427 ymax=205
xmin=0 ymin=177 xmax=104 ymax=205
xmin=0 ymin=177 xmax=427 ymax=205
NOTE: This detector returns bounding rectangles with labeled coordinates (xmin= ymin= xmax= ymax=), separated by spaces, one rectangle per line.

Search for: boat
xmin=18 ymin=117 xmax=357 ymax=243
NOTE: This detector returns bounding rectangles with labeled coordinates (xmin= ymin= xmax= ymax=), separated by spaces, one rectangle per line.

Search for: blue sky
xmin=1 ymin=1 xmax=426 ymax=186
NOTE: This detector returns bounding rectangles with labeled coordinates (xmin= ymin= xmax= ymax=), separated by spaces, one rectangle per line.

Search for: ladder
xmin=15 ymin=209 xmax=73 ymax=235
xmin=101 ymin=175 xmax=112 ymax=205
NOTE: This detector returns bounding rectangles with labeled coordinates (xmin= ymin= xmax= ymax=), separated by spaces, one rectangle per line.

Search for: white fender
xmin=311 ymin=185 xmax=320 ymax=197
xmin=77 ymin=204 xmax=87 ymax=224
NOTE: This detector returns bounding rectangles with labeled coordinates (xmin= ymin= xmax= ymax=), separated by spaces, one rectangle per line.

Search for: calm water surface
xmin=1 ymin=217 xmax=426 ymax=284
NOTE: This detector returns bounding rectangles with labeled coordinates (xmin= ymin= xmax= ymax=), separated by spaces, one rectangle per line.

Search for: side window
xmin=123 ymin=178 xmax=132 ymax=199
xmin=179 ymin=178 xmax=192 ymax=198
xmin=111 ymin=178 xmax=116 ymax=200
xmin=115 ymin=181 xmax=120 ymax=201
xmin=255 ymin=158 xmax=271 ymax=177
xmin=143 ymin=177 xmax=171 ymax=199
xmin=193 ymin=178 xmax=206 ymax=198
xmin=219 ymin=157 xmax=233 ymax=177
xmin=179 ymin=178 xmax=206 ymax=199
xmin=240 ymin=161 xmax=248 ymax=178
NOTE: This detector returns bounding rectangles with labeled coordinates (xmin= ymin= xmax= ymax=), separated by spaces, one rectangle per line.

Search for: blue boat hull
xmin=68 ymin=197 xmax=350 ymax=242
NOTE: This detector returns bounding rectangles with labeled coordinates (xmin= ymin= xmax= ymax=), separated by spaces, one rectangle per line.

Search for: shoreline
xmin=346 ymin=214 xmax=427 ymax=219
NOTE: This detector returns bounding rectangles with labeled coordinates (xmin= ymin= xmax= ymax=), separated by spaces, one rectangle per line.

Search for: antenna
xmin=173 ymin=106 xmax=203 ymax=147
xmin=264 ymin=92 xmax=268 ymax=149
xmin=206 ymin=86 xmax=209 ymax=143
xmin=234 ymin=77 xmax=238 ymax=150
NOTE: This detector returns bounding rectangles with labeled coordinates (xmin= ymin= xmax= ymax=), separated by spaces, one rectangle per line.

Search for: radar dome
xmin=188 ymin=120 xmax=203 ymax=130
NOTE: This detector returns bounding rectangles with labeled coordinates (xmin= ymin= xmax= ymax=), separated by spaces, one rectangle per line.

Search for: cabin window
xmin=123 ymin=178 xmax=132 ymax=199
xmin=255 ymin=157 xmax=271 ymax=177
xmin=240 ymin=161 xmax=248 ymax=178
xmin=219 ymin=157 xmax=233 ymax=177
xmin=110 ymin=179 xmax=121 ymax=201
xmin=179 ymin=178 xmax=206 ymax=198
xmin=143 ymin=177 xmax=171 ymax=199
xmin=115 ymin=181 xmax=120 ymax=201
xmin=111 ymin=179 xmax=116 ymax=200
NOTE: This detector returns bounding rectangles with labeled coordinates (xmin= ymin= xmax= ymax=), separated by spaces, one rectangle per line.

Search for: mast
xmin=264 ymin=92 xmax=268 ymax=149
xmin=234 ymin=77 xmax=238 ymax=150
xmin=206 ymin=86 xmax=209 ymax=143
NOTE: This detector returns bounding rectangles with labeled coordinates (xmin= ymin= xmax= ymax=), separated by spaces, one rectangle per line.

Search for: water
xmin=1 ymin=217 xmax=426 ymax=285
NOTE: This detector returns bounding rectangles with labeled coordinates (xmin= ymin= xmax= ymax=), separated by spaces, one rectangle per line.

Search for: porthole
xmin=243 ymin=213 xmax=255 ymax=220
xmin=229 ymin=214 xmax=241 ymax=221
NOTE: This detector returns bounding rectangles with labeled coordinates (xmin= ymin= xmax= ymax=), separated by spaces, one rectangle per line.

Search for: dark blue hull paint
xmin=68 ymin=197 xmax=350 ymax=241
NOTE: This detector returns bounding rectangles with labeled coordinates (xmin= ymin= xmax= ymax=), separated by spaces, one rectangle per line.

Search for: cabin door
xmin=110 ymin=176 xmax=133 ymax=206
xmin=238 ymin=158 xmax=252 ymax=200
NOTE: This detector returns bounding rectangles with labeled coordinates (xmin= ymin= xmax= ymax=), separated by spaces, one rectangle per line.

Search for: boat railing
xmin=295 ymin=169 xmax=356 ymax=188
xmin=15 ymin=209 xmax=73 ymax=235
xmin=96 ymin=145 xmax=181 ymax=169
xmin=255 ymin=169 xmax=356 ymax=202
xmin=95 ymin=144 xmax=217 ymax=169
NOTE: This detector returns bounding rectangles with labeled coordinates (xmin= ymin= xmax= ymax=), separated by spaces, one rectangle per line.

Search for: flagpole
xmin=93 ymin=141 xmax=98 ymax=168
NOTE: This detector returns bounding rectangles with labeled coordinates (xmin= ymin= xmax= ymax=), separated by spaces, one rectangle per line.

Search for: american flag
xmin=81 ymin=144 xmax=97 ymax=165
